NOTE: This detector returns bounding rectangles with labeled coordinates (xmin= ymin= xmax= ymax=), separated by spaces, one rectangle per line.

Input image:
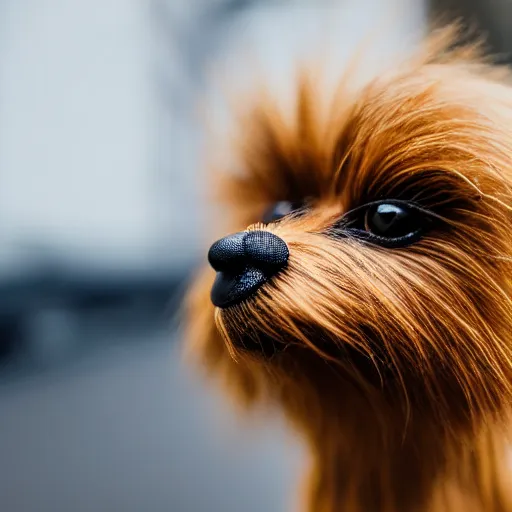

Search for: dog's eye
xmin=365 ymin=203 xmax=419 ymax=238
xmin=345 ymin=200 xmax=430 ymax=248
xmin=262 ymin=200 xmax=304 ymax=223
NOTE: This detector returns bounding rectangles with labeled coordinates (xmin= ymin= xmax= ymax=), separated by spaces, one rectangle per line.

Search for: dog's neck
xmin=283 ymin=381 xmax=512 ymax=512
xmin=300 ymin=415 xmax=431 ymax=512
xmin=297 ymin=416 xmax=512 ymax=512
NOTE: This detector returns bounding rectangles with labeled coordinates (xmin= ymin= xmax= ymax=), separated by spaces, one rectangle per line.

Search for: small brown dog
xmin=186 ymin=27 xmax=512 ymax=512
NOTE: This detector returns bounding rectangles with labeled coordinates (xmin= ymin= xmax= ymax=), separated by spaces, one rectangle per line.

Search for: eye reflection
xmin=339 ymin=200 xmax=432 ymax=248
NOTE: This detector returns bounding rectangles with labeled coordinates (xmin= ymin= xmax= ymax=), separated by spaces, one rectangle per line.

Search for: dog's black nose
xmin=208 ymin=230 xmax=289 ymax=308
xmin=208 ymin=231 xmax=289 ymax=271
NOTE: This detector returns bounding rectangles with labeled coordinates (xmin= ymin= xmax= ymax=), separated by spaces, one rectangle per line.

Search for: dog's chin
xmin=231 ymin=333 xmax=282 ymax=358
xmin=220 ymin=313 xmax=392 ymax=387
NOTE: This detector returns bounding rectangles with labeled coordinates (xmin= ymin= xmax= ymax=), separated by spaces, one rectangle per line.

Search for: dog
xmin=186 ymin=26 xmax=512 ymax=512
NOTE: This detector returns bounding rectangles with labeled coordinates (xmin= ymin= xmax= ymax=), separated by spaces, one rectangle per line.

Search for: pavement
xmin=0 ymin=326 xmax=302 ymax=512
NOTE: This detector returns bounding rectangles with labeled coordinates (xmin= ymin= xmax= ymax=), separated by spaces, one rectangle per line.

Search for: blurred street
xmin=0 ymin=324 xmax=301 ymax=512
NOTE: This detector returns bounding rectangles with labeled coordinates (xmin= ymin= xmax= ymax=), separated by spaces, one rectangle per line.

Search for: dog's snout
xmin=208 ymin=230 xmax=289 ymax=308
xmin=208 ymin=231 xmax=289 ymax=272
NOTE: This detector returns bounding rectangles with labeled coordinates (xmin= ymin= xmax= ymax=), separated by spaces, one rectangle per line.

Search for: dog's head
xmin=186 ymin=30 xmax=512 ymax=439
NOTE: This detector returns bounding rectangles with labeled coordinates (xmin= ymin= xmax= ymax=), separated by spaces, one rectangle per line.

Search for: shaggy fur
xmin=186 ymin=27 xmax=512 ymax=512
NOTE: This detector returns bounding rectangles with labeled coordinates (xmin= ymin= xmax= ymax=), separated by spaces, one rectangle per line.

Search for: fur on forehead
xmin=206 ymin=26 xmax=512 ymax=230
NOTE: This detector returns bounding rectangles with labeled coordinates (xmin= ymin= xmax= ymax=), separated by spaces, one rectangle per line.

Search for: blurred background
xmin=0 ymin=1 xmax=507 ymax=511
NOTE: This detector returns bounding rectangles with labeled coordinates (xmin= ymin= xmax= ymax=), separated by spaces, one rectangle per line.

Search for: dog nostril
xmin=208 ymin=230 xmax=289 ymax=308
xmin=208 ymin=231 xmax=289 ymax=308
xmin=208 ymin=232 xmax=246 ymax=272
xmin=208 ymin=231 xmax=289 ymax=272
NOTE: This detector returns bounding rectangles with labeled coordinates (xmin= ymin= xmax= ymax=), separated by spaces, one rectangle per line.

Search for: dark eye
xmin=262 ymin=200 xmax=305 ymax=224
xmin=346 ymin=200 xmax=431 ymax=248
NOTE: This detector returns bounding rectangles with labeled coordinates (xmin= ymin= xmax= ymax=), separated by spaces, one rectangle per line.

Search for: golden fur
xmin=186 ymin=27 xmax=512 ymax=512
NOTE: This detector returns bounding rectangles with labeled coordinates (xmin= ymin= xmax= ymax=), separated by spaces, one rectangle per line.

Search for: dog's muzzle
xmin=208 ymin=230 xmax=289 ymax=308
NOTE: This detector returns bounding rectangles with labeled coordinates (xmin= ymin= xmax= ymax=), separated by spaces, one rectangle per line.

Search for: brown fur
xmin=185 ymin=27 xmax=512 ymax=512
